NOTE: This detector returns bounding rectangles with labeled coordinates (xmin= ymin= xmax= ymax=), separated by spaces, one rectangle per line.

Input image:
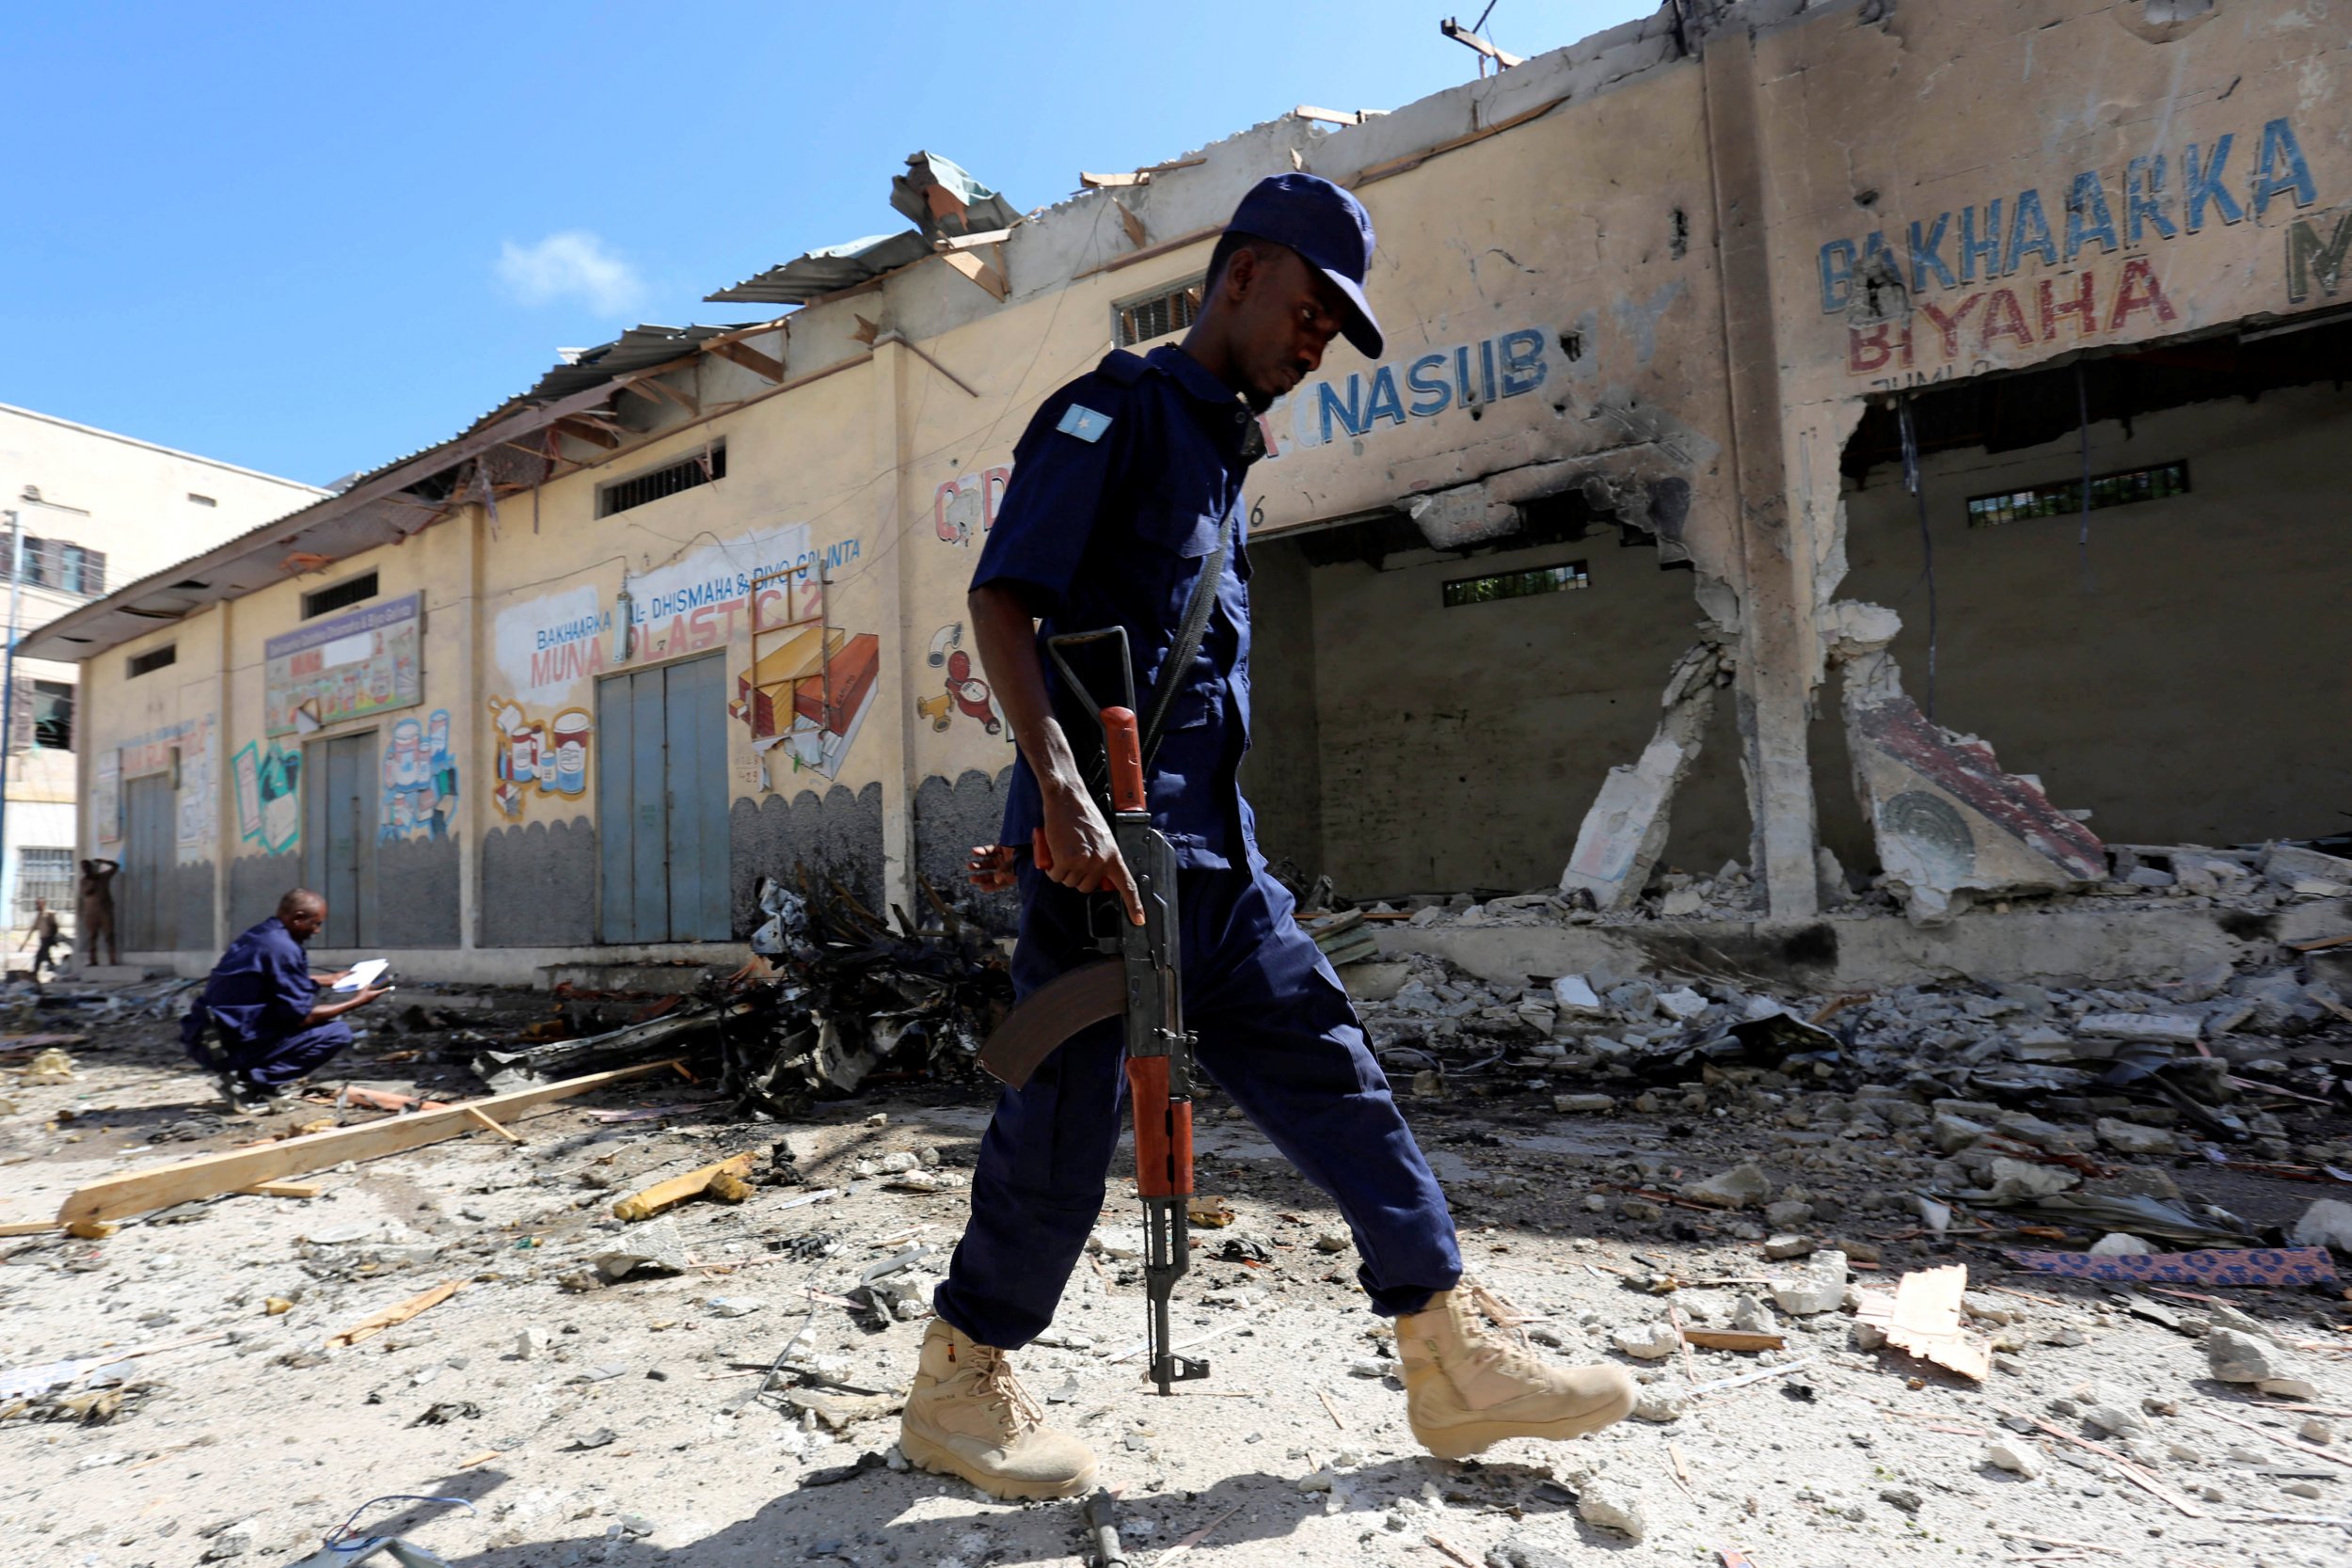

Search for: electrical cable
xmin=1897 ymin=394 xmax=1937 ymax=724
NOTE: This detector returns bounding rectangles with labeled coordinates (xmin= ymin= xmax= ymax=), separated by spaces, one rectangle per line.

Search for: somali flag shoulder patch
xmin=1056 ymin=403 xmax=1112 ymax=443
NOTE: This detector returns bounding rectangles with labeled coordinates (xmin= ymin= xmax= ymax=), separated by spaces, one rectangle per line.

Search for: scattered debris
xmin=2004 ymin=1245 xmax=2338 ymax=1287
xmin=325 ymin=1279 xmax=468 ymax=1350
xmin=1852 ymin=1266 xmax=1989 ymax=1381
xmin=612 ymin=1151 xmax=756 ymax=1222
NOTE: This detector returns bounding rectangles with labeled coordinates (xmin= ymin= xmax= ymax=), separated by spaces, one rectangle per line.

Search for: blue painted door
xmin=597 ymin=653 xmax=730 ymax=943
xmin=122 ymin=773 xmax=176 ymax=952
xmin=303 ymin=733 xmax=376 ymax=948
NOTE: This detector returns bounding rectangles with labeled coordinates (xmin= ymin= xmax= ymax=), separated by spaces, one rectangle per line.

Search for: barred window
xmin=600 ymin=444 xmax=726 ymax=517
xmin=1113 ymin=277 xmax=1205 ymax=347
xmin=1966 ymin=460 xmax=2190 ymax=528
xmin=1442 ymin=561 xmax=1591 ymax=608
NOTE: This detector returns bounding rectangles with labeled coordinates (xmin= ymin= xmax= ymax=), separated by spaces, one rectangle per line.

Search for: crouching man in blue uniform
xmin=898 ymin=174 xmax=1633 ymax=1501
xmin=181 ymin=889 xmax=389 ymax=1114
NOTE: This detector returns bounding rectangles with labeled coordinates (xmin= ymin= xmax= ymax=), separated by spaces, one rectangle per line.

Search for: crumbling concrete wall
xmin=1820 ymin=384 xmax=2352 ymax=859
xmin=1827 ymin=602 xmax=2106 ymax=924
xmin=1303 ymin=543 xmax=1744 ymax=899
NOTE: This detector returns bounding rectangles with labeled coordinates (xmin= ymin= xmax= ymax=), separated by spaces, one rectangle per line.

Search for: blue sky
xmin=0 ymin=2 xmax=1651 ymax=487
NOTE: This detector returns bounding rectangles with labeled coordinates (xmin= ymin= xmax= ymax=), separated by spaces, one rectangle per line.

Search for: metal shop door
xmin=303 ymin=732 xmax=377 ymax=948
xmin=597 ymin=654 xmax=730 ymax=944
xmin=121 ymin=773 xmax=177 ymax=952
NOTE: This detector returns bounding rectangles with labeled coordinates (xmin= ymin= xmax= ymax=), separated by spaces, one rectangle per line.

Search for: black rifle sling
xmin=1137 ymin=511 xmax=1232 ymax=771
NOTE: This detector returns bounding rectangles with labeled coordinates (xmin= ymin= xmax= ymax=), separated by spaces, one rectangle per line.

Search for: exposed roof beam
xmin=553 ymin=417 xmax=621 ymax=451
xmin=1441 ymin=17 xmax=1524 ymax=68
xmin=706 ymin=339 xmax=786 ymax=383
xmin=624 ymin=375 xmax=700 ymax=416
xmin=941 ymin=245 xmax=1009 ymax=303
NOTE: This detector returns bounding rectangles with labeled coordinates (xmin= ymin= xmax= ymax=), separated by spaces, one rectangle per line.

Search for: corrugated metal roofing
xmin=516 ymin=323 xmax=744 ymax=404
xmin=704 ymin=230 xmax=934 ymax=306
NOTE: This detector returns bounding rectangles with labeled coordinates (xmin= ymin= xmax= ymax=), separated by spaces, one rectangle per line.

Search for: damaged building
xmin=25 ymin=0 xmax=2352 ymax=987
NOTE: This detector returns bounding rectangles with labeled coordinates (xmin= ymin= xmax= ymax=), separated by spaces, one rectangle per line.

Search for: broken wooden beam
xmin=707 ymin=338 xmax=786 ymax=383
xmin=54 ymin=1062 xmax=679 ymax=1230
xmin=612 ymin=1151 xmax=756 ymax=1223
xmin=325 ymin=1278 xmax=467 ymax=1350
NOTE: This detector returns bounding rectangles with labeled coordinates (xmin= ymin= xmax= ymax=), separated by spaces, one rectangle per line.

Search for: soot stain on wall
xmin=914 ymin=768 xmax=1021 ymax=936
xmin=730 ymin=783 xmax=884 ymax=936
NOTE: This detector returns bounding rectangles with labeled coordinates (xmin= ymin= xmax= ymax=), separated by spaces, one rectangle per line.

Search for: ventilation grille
xmin=303 ymin=571 xmax=378 ymax=620
xmin=1114 ymin=277 xmax=1204 ymax=347
xmin=601 ymin=444 xmax=726 ymax=517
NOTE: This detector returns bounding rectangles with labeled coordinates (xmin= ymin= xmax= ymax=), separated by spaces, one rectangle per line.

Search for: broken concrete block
xmin=1574 ymin=1481 xmax=1647 ymax=1542
xmin=1549 ymin=974 xmax=1605 ymax=1013
xmin=2206 ymin=1327 xmax=2320 ymax=1399
xmin=1731 ymin=1293 xmax=1779 ymax=1333
xmin=1679 ymin=1163 xmax=1772 ymax=1210
xmin=1654 ymin=986 xmax=1710 ymax=1021
xmin=1559 ymin=642 xmax=1724 ymax=911
xmin=589 ymin=1218 xmax=690 ymax=1282
xmin=1769 ymin=1249 xmax=1848 ymax=1316
xmin=1829 ymin=606 xmax=2105 ymax=926
xmin=2095 ymin=1117 xmax=2179 ymax=1157
xmin=1613 ymin=1321 xmax=1680 ymax=1360
xmin=2077 ymin=1012 xmax=2203 ymax=1047
xmin=2290 ymin=1198 xmax=2352 ymax=1253
xmin=2088 ymin=1232 xmax=2154 ymax=1257
xmin=1931 ymin=1113 xmax=1991 ymax=1154
xmin=1985 ymin=1158 xmax=2079 ymax=1200
xmin=1762 ymin=1234 xmax=1815 ymax=1261
xmin=2266 ymin=845 xmax=2352 ymax=891
xmin=1985 ymin=1441 xmax=2042 ymax=1478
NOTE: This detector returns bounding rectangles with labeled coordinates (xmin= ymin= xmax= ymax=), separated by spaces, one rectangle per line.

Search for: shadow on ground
xmin=372 ymin=1452 xmax=1592 ymax=1567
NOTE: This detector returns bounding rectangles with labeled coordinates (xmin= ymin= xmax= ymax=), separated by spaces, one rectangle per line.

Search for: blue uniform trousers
xmin=932 ymin=860 xmax=1462 ymax=1350
xmin=229 ymin=1021 xmax=352 ymax=1087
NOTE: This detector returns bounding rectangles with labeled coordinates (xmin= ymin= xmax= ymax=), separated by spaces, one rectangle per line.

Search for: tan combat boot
xmin=899 ymin=1319 xmax=1099 ymax=1500
xmin=1395 ymin=1280 xmax=1635 ymax=1458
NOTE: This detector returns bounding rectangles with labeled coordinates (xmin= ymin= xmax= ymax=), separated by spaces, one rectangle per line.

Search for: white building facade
xmin=0 ymin=405 xmax=324 ymax=956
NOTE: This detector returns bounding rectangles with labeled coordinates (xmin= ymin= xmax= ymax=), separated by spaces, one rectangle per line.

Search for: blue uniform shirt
xmin=184 ymin=916 xmax=316 ymax=1050
xmin=971 ymin=344 xmax=1263 ymax=869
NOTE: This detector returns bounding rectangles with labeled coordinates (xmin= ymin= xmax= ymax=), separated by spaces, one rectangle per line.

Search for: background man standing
xmin=898 ymin=174 xmax=1632 ymax=1502
xmin=77 ymin=858 xmax=119 ymax=969
xmin=180 ymin=888 xmax=387 ymax=1113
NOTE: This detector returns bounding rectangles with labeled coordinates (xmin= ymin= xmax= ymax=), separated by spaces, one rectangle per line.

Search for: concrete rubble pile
xmin=1357 ymin=836 xmax=2352 ymax=933
xmin=1348 ymin=906 xmax=2352 ymax=1251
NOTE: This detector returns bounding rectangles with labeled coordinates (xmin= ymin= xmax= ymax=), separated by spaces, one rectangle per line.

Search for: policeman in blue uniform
xmin=898 ymin=175 xmax=1631 ymax=1502
xmin=180 ymin=889 xmax=389 ymax=1113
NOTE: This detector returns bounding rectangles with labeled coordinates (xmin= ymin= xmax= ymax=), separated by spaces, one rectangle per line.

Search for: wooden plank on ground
xmin=239 ymin=1180 xmax=319 ymax=1198
xmin=325 ymin=1278 xmax=467 ymax=1349
xmin=55 ymin=1062 xmax=679 ymax=1229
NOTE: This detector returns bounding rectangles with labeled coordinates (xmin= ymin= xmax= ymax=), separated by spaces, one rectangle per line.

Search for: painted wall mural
xmin=932 ymin=467 xmax=1011 ymax=546
xmin=380 ymin=708 xmax=459 ymax=843
xmin=230 ymin=738 xmax=303 ymax=854
xmin=492 ymin=522 xmax=858 ymax=704
xmin=915 ymin=622 xmax=1006 ymax=736
xmin=264 ymin=593 xmax=424 ymax=736
xmin=96 ymin=717 xmax=217 ymax=858
xmin=730 ymin=621 xmax=882 ymax=782
xmin=486 ymin=695 xmax=589 ymax=819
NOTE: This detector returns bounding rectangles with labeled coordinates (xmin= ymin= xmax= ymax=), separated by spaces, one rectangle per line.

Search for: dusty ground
xmin=4 ymin=976 xmax=2352 ymax=1568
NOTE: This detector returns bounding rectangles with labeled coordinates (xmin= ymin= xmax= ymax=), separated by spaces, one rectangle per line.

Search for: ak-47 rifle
xmin=977 ymin=629 xmax=1207 ymax=1396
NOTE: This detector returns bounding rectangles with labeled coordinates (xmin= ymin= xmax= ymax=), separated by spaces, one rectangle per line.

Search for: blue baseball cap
xmin=1225 ymin=173 xmax=1383 ymax=359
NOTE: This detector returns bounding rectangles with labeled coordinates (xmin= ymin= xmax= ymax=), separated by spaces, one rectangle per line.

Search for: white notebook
xmin=334 ymin=958 xmax=389 ymax=992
